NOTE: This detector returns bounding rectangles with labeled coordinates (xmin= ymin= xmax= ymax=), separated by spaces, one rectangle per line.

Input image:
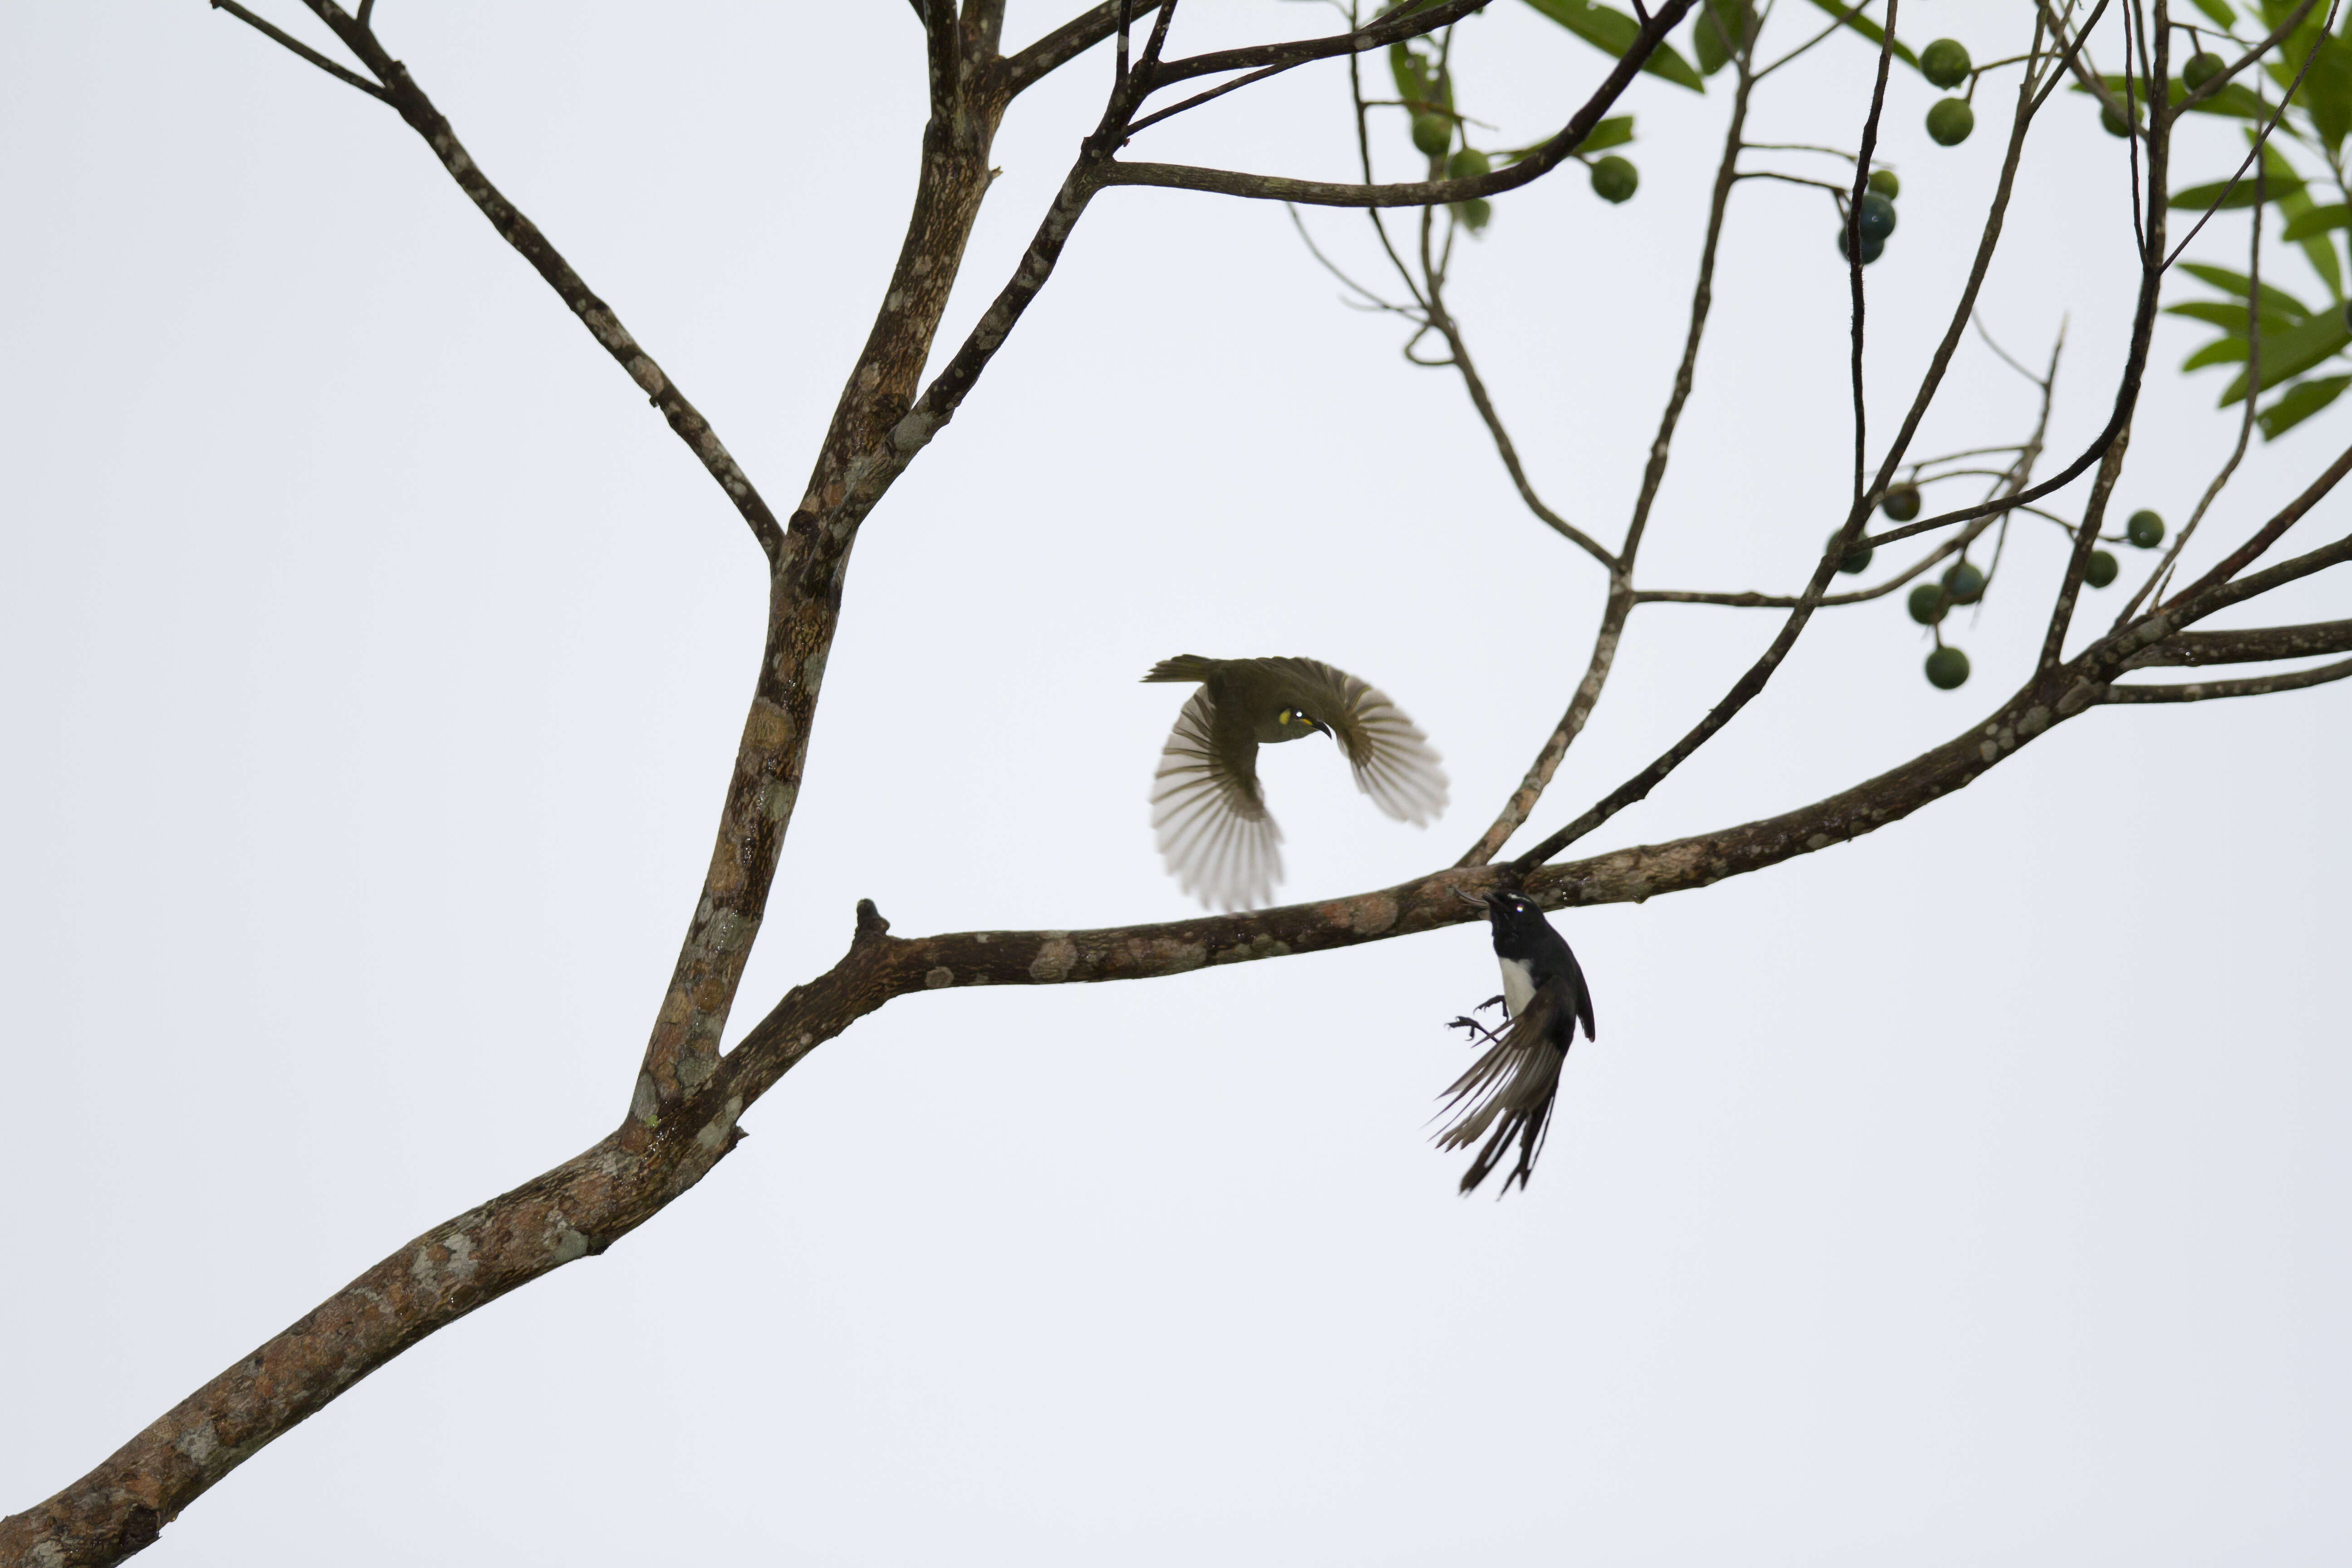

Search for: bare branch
xmin=2100 ymin=653 xmax=2352 ymax=701
xmin=2122 ymin=617 xmax=2352 ymax=666
xmin=208 ymin=0 xmax=389 ymax=100
xmin=1002 ymin=0 xmax=1168 ymax=95
xmin=1149 ymin=0 xmax=1491 ymax=88
xmin=2162 ymin=439 xmax=2352 ymax=608
xmin=1099 ymin=0 xmax=1700 ymax=208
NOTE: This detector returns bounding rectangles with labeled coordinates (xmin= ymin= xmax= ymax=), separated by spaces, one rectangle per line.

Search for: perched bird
xmin=1437 ymin=888 xmax=1597 ymax=1195
xmin=1142 ymin=654 xmax=1447 ymax=911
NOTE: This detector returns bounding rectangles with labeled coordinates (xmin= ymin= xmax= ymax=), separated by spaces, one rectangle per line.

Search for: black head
xmin=1483 ymin=889 xmax=1545 ymax=931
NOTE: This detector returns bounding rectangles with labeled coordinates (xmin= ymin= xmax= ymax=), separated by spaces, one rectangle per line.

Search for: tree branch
xmin=2120 ymin=617 xmax=2352 ymax=666
xmin=1001 ymin=0 xmax=1167 ymax=95
xmin=208 ymin=0 xmax=388 ymax=99
xmin=237 ymin=3 xmax=790 ymax=563
xmin=1147 ymin=0 xmax=1491 ymax=88
xmin=1099 ymin=0 xmax=1699 ymax=208
xmin=2099 ymin=654 xmax=2352 ymax=701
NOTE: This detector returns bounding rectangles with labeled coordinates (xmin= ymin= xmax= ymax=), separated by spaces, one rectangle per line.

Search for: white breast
xmin=1497 ymin=956 xmax=1535 ymax=1018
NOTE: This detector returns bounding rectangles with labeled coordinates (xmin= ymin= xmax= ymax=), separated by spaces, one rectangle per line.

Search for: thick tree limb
xmin=16 ymin=487 xmax=2344 ymax=1561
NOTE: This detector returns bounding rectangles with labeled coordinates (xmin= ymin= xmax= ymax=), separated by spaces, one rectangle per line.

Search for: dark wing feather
xmin=1150 ymin=685 xmax=1284 ymax=911
xmin=1262 ymin=657 xmax=1448 ymax=826
xmin=1436 ymin=986 xmax=1570 ymax=1195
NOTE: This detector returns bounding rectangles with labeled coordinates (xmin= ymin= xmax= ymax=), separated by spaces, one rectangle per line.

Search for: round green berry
xmin=1411 ymin=113 xmax=1453 ymax=157
xmin=2183 ymin=52 xmax=2226 ymax=92
xmin=2101 ymin=102 xmax=2138 ymax=138
xmin=1867 ymin=167 xmax=1901 ymax=200
xmin=1837 ymin=226 xmax=1886 ymax=265
xmin=1857 ymin=192 xmax=1898 ymax=242
xmin=1919 ymin=39 xmax=1973 ymax=90
xmin=1907 ymin=582 xmax=1949 ymax=625
xmin=1455 ymin=197 xmax=1493 ymax=232
xmin=2084 ymin=549 xmax=2119 ymax=588
xmin=1448 ymin=148 xmax=1492 ymax=181
xmin=1828 ymin=531 xmax=1873 ymax=574
xmin=1925 ymin=645 xmax=1971 ymax=690
xmin=1591 ymin=156 xmax=1638 ymax=204
xmin=2126 ymin=509 xmax=2165 ymax=549
xmin=1882 ymin=482 xmax=1922 ymax=521
xmin=1926 ymin=98 xmax=1975 ymax=147
xmin=1941 ymin=560 xmax=1987 ymax=604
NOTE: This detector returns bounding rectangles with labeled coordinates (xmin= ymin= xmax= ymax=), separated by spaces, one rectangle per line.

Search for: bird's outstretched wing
xmin=1436 ymin=987 xmax=1570 ymax=1195
xmin=1151 ymin=685 xmax=1284 ymax=911
xmin=1262 ymin=657 xmax=1448 ymax=826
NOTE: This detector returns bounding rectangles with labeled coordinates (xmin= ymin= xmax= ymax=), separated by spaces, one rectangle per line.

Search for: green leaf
xmin=2192 ymin=0 xmax=2236 ymax=20
xmin=2283 ymin=203 xmax=2352 ymax=240
xmin=2221 ymin=309 xmax=2352 ymax=403
xmin=1691 ymin=0 xmax=1751 ymax=75
xmin=2183 ymin=337 xmax=2252 ymax=370
xmin=2298 ymin=38 xmax=2352 ymax=149
xmin=2172 ymin=170 xmax=2307 ymax=210
xmin=2276 ymin=171 xmax=2346 ymax=300
xmin=1495 ymin=115 xmax=1634 ymax=165
xmin=1573 ymin=114 xmax=1636 ymax=152
xmin=1389 ymin=42 xmax=1430 ymax=106
xmin=1520 ymin=0 xmax=1707 ymax=90
xmin=2165 ymin=299 xmax=2300 ymax=334
xmin=2257 ymin=373 xmax=2352 ymax=436
xmin=1802 ymin=0 xmax=1919 ymax=68
xmin=2179 ymin=263 xmax=2312 ymax=318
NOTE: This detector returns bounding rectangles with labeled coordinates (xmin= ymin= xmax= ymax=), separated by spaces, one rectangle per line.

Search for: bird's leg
xmin=1448 ymin=1014 xmax=1509 ymax=1049
xmin=1476 ymin=995 xmax=1507 ymax=1014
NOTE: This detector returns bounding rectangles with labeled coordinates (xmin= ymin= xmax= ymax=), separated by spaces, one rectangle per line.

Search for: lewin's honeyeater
xmin=1439 ymin=890 xmax=1597 ymax=1194
xmin=1142 ymin=655 xmax=1447 ymax=911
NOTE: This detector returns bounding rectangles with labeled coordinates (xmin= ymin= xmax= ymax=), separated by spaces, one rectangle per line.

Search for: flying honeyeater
xmin=1142 ymin=655 xmax=1447 ymax=911
xmin=1439 ymin=889 xmax=1597 ymax=1195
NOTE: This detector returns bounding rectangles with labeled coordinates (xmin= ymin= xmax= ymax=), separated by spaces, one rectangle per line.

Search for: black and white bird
xmin=1437 ymin=888 xmax=1597 ymax=1195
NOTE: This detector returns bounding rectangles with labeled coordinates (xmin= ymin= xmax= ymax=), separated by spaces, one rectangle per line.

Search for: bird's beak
xmin=1310 ymin=719 xmax=1333 ymax=740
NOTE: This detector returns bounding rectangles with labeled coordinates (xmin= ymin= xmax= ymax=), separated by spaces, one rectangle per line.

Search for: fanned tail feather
xmin=1436 ymin=991 xmax=1568 ymax=1195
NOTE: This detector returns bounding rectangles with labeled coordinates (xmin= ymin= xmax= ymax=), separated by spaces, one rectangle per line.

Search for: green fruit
xmin=1837 ymin=226 xmax=1886 ymax=265
xmin=2183 ymin=51 xmax=2225 ymax=92
xmin=1857 ymin=193 xmax=1898 ymax=242
xmin=2126 ymin=509 xmax=2165 ymax=549
xmin=1448 ymin=148 xmax=1492 ymax=181
xmin=2100 ymin=102 xmax=2138 ymax=138
xmin=1907 ymin=582 xmax=1949 ymax=625
xmin=1867 ymin=167 xmax=1901 ymax=200
xmin=1925 ymin=645 xmax=1971 ymax=690
xmin=1882 ymin=482 xmax=1922 ymax=521
xmin=1591 ymin=156 xmax=1638 ymax=204
xmin=1454 ymin=197 xmax=1493 ymax=233
xmin=1411 ymin=113 xmax=1453 ymax=157
xmin=2085 ymin=549 xmax=2119 ymax=588
xmin=1828 ymin=531 xmax=1873 ymax=574
xmin=1926 ymin=98 xmax=1975 ymax=147
xmin=1941 ymin=560 xmax=1987 ymax=604
xmin=1919 ymin=39 xmax=1973 ymax=90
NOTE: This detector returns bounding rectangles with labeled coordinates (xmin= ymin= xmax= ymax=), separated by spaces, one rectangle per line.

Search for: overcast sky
xmin=5 ymin=3 xmax=2347 ymax=1563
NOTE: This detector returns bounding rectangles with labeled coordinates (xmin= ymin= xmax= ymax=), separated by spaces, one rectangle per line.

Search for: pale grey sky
xmin=4 ymin=4 xmax=2347 ymax=1563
